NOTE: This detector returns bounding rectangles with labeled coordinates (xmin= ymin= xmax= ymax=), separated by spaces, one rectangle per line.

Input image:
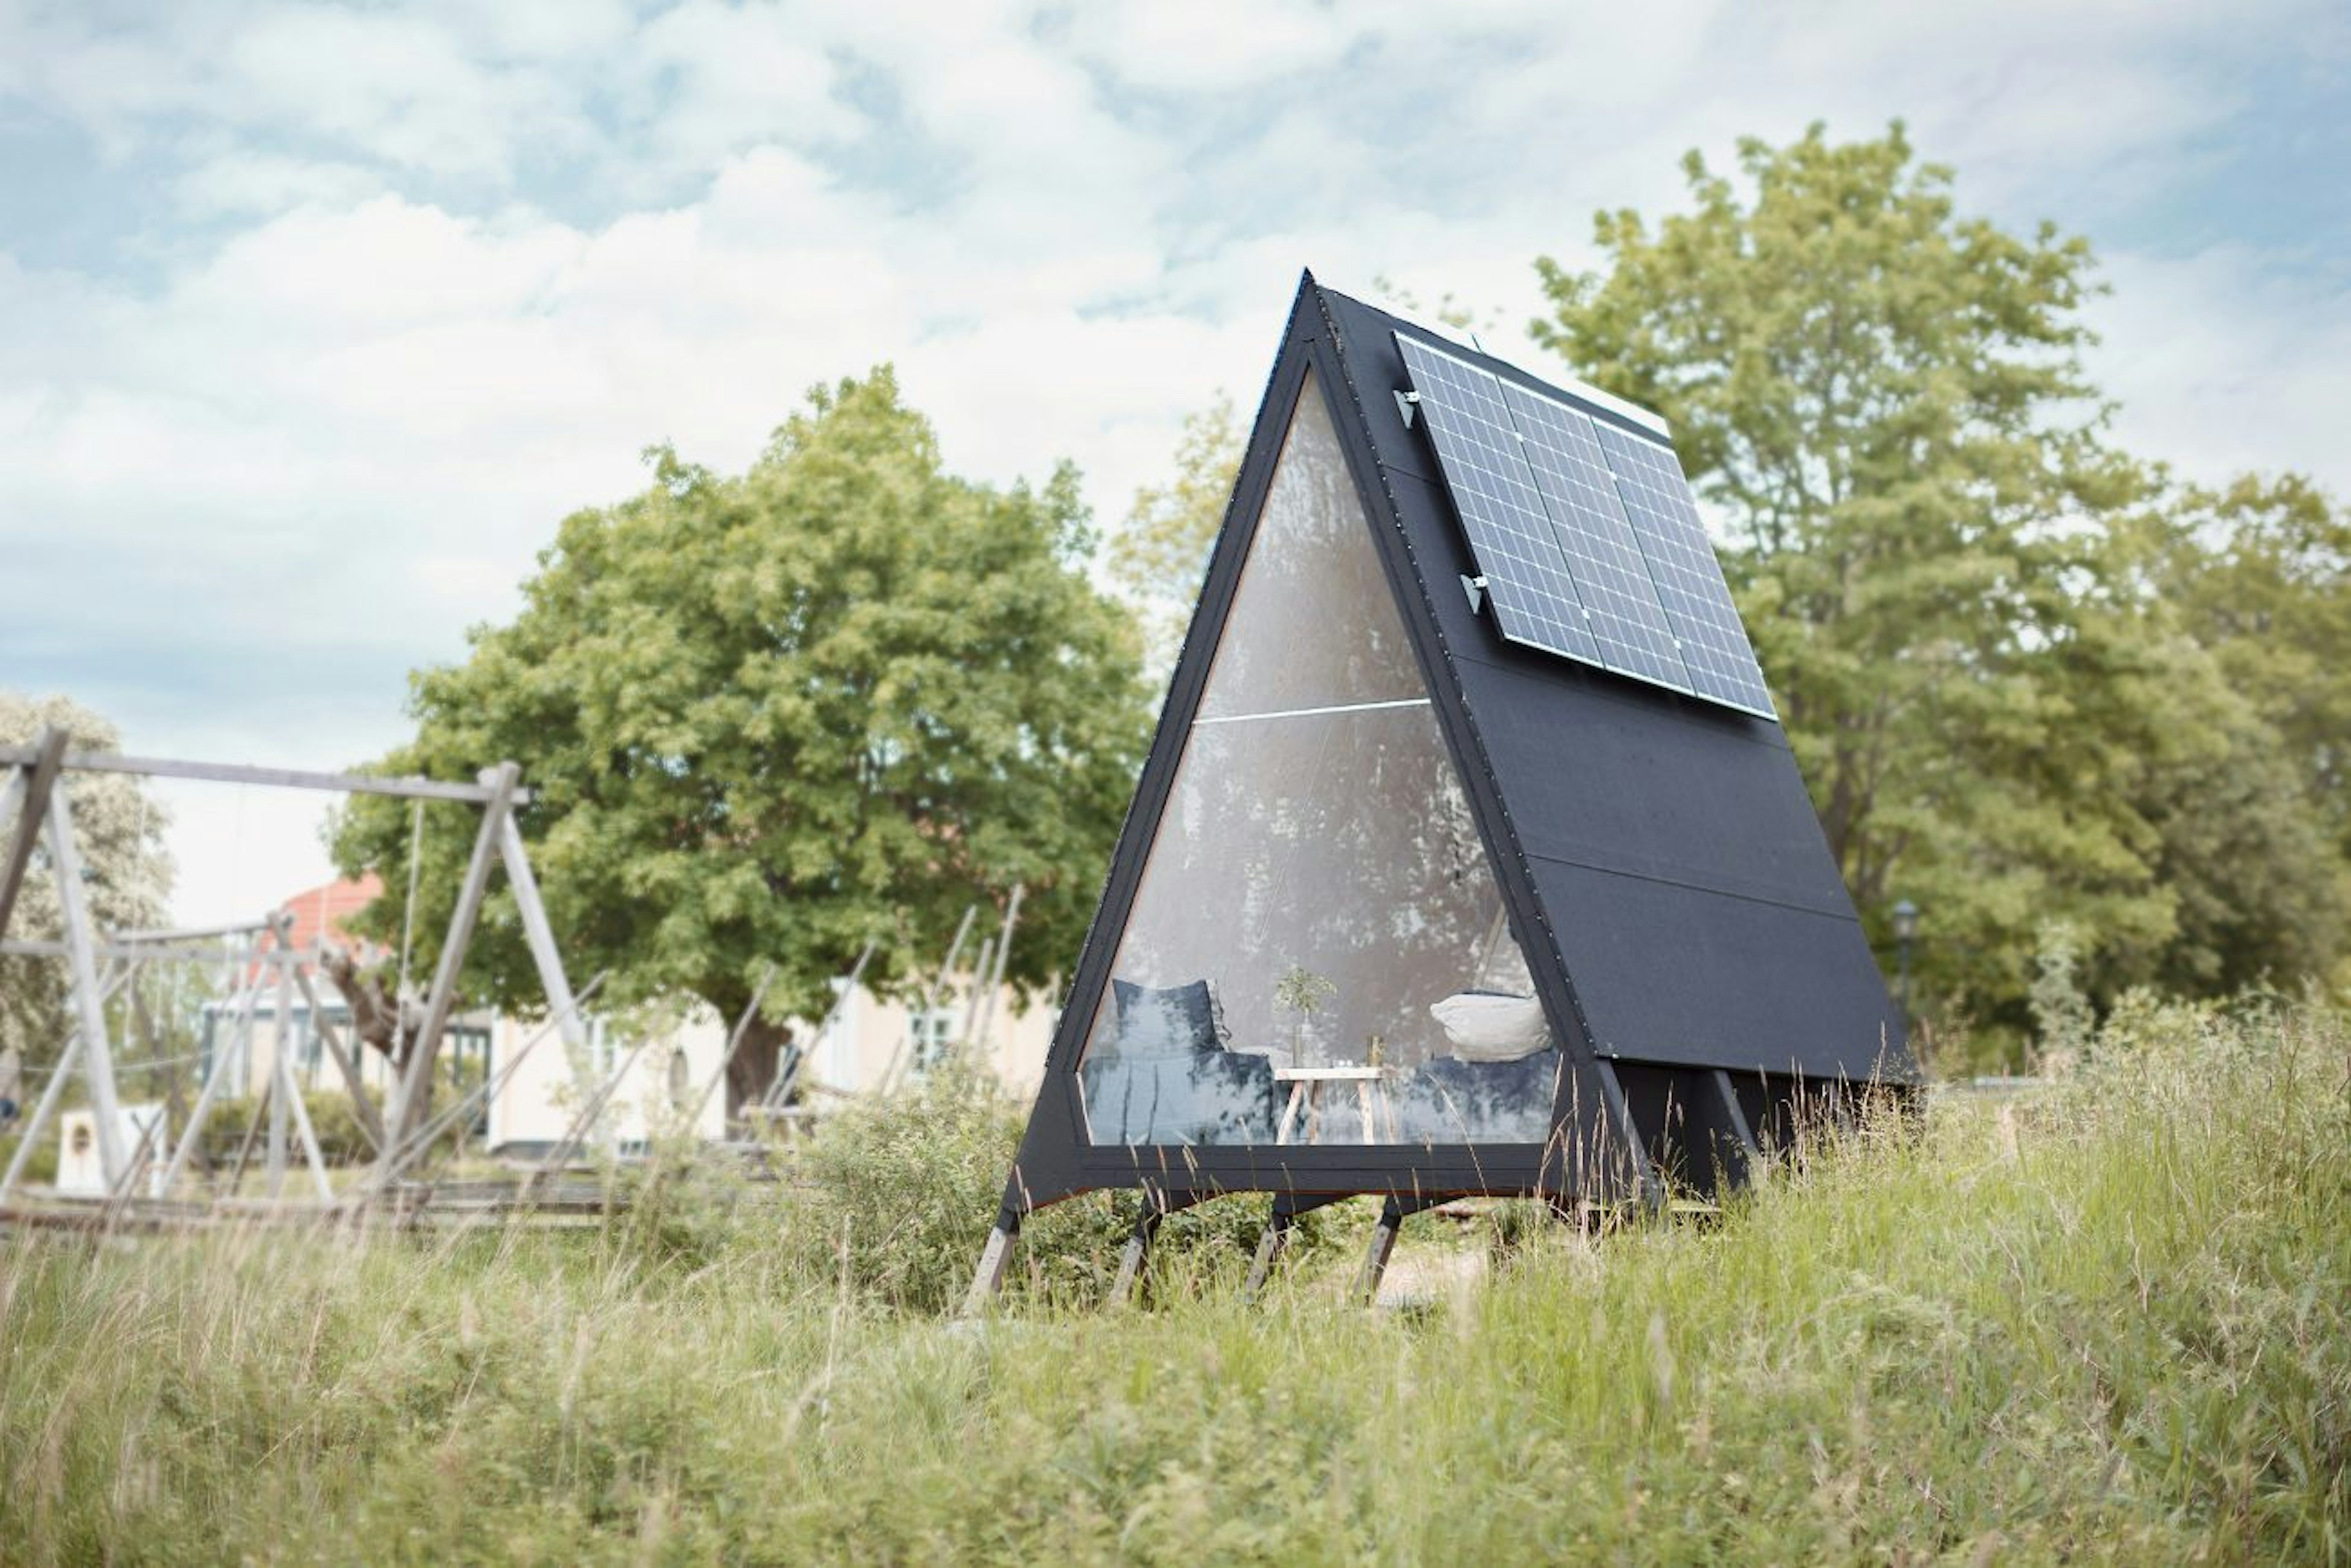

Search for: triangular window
xmin=1076 ymin=372 xmax=1559 ymax=1147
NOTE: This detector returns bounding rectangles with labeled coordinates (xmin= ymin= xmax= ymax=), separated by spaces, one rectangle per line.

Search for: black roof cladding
xmin=1315 ymin=278 xmax=1907 ymax=1080
xmin=991 ymin=273 xmax=1910 ymax=1223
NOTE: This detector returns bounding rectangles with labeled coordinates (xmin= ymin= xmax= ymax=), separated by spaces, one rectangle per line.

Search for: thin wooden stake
xmin=969 ymin=883 xmax=1022 ymax=1056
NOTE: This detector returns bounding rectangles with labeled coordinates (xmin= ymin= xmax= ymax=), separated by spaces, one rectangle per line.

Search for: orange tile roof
xmin=247 ymin=874 xmax=390 ymax=982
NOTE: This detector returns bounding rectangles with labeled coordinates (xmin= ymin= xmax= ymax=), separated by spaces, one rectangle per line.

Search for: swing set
xmin=0 ymin=728 xmax=604 ymax=1218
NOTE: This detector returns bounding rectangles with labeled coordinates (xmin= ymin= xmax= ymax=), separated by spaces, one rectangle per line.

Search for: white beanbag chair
xmin=1428 ymin=991 xmax=1548 ymax=1062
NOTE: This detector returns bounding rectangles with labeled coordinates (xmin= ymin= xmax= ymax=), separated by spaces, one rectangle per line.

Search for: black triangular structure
xmin=991 ymin=274 xmax=1908 ymax=1244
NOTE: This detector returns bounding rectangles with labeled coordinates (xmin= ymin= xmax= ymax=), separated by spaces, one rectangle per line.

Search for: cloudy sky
xmin=3 ymin=0 xmax=2346 ymax=925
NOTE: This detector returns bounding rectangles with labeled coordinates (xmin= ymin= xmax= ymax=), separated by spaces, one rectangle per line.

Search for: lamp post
xmin=1892 ymin=898 xmax=1919 ymax=1033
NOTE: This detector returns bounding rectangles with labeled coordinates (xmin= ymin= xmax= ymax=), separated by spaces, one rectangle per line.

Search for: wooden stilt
xmin=1108 ymin=1187 xmax=1202 ymax=1307
xmin=1713 ymin=1068 xmax=1765 ymax=1187
xmin=1357 ymin=1196 xmax=1407 ymax=1305
xmin=1593 ymin=1059 xmax=1667 ymax=1211
xmin=962 ymin=1216 xmax=1019 ymax=1315
xmin=1109 ymin=1205 xmax=1161 ymax=1305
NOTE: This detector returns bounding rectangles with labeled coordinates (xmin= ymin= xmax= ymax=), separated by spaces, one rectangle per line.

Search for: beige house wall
xmin=208 ymin=973 xmax=1062 ymax=1154
xmin=793 ymin=977 xmax=1059 ymax=1100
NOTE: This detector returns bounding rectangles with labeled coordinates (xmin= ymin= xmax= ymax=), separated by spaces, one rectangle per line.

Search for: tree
xmin=2093 ymin=476 xmax=2351 ymax=996
xmin=1531 ymin=124 xmax=2195 ymax=1047
xmin=335 ymin=369 xmax=1150 ymax=1115
xmin=1108 ymin=392 xmax=1245 ymax=682
xmin=1 ymin=692 xmax=174 ymax=1067
xmin=2142 ymin=475 xmax=2351 ymax=853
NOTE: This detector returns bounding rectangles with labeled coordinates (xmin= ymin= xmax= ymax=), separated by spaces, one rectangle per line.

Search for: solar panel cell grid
xmin=1395 ymin=329 xmax=1779 ymax=722
xmin=1395 ymin=342 xmax=1602 ymax=667
xmin=1498 ymin=383 xmax=1690 ymax=695
xmin=1594 ymin=423 xmax=1778 ymax=718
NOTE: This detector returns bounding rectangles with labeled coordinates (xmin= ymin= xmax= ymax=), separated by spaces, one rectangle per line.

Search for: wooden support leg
xmin=1109 ymin=1206 xmax=1163 ymax=1307
xmin=1357 ymin=1196 xmax=1407 ymax=1305
xmin=1108 ymin=1188 xmax=1207 ymax=1307
xmin=1243 ymin=1191 xmax=1348 ymax=1300
xmin=1593 ymin=1059 xmax=1667 ymax=1213
xmin=962 ymin=1213 xmax=1020 ymax=1316
xmin=1244 ymin=1198 xmax=1297 ymax=1298
xmin=266 ymin=955 xmax=294 ymax=1196
xmin=1713 ymin=1068 xmax=1766 ymax=1188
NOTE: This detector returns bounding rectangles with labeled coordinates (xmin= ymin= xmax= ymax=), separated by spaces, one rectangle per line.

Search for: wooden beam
xmin=0 ymin=729 xmax=69 ymax=944
xmin=0 ymin=938 xmax=250 ymax=964
xmin=496 ymin=814 xmax=597 ymax=1119
xmin=113 ymin=918 xmax=275 ymax=943
xmin=373 ymin=762 xmax=519 ymax=1187
xmin=1713 ymin=1068 xmax=1766 ymax=1185
xmin=0 ymin=746 xmax=531 ymax=806
xmin=962 ymin=1219 xmax=1019 ymax=1315
xmin=288 ymin=958 xmax=383 ymax=1150
xmin=159 ymin=981 xmax=262 ymax=1193
xmin=47 ymin=779 xmax=127 ymax=1184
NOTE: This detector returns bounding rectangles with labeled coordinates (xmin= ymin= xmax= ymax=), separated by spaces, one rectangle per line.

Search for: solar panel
xmin=1498 ymin=383 xmax=1690 ymax=695
xmin=1396 ymin=331 xmax=1779 ymax=722
xmin=1392 ymin=338 xmax=1601 ymax=666
xmin=1593 ymin=423 xmax=1778 ymax=719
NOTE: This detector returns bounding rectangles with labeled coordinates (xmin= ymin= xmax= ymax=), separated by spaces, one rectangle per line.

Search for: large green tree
xmin=1531 ymin=123 xmax=2347 ymax=1049
xmin=1107 ymin=391 xmax=1245 ymax=684
xmin=336 ymin=369 xmax=1150 ymax=1112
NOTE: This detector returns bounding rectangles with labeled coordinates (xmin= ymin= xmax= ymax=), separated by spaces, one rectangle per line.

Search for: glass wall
xmin=1076 ymin=373 xmax=1560 ymax=1147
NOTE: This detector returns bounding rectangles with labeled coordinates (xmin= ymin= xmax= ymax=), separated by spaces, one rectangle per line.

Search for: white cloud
xmin=0 ymin=0 xmax=2344 ymax=922
xmin=2093 ymin=246 xmax=2351 ymax=493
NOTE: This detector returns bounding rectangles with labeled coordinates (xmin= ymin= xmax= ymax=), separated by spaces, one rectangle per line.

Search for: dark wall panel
xmin=1532 ymin=853 xmax=1902 ymax=1076
xmin=1318 ymin=285 xmax=1908 ymax=1084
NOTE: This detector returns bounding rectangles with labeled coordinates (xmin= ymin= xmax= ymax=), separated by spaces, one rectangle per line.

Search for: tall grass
xmin=0 ymin=998 xmax=2343 ymax=1564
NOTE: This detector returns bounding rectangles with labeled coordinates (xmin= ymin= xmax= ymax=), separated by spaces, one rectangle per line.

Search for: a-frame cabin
xmin=972 ymin=274 xmax=1910 ymax=1299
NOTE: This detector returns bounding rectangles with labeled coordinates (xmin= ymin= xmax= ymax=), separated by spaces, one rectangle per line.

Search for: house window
xmin=906 ymin=1010 xmax=956 ymax=1076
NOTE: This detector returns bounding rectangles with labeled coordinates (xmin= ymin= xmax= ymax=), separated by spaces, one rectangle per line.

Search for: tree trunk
xmin=726 ymin=1013 xmax=792 ymax=1125
xmin=321 ymin=947 xmax=435 ymax=1153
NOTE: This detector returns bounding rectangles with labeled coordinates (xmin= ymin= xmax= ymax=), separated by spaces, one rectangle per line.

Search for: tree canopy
xmin=1534 ymin=123 xmax=2349 ymax=1059
xmin=1106 ymin=391 xmax=1245 ymax=685
xmin=335 ymin=369 xmax=1150 ymax=1109
xmin=1 ymin=691 xmax=174 ymax=1067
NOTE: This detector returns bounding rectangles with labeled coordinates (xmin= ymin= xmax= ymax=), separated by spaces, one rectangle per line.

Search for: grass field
xmin=0 ymin=995 xmax=2344 ymax=1564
